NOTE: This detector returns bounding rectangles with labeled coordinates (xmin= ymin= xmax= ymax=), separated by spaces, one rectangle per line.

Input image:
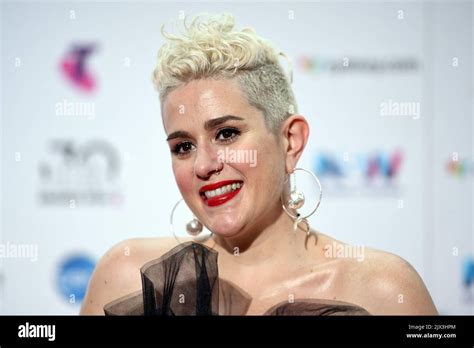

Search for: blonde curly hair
xmin=152 ymin=12 xmax=298 ymax=133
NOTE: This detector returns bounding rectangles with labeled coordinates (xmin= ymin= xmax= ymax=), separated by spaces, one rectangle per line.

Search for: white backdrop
xmin=1 ymin=0 xmax=472 ymax=314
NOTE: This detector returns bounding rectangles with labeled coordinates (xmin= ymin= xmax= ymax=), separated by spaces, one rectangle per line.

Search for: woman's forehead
xmin=162 ymin=79 xmax=253 ymax=128
xmin=165 ymin=79 xmax=244 ymax=109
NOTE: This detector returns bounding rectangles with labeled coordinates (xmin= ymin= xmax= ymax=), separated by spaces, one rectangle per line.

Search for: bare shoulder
xmin=315 ymin=232 xmax=438 ymax=315
xmin=358 ymin=247 xmax=438 ymax=315
xmin=79 ymin=236 xmax=181 ymax=315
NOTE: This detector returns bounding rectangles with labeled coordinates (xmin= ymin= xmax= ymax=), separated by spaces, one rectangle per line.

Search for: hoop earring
xmin=170 ymin=198 xmax=212 ymax=243
xmin=281 ymin=167 xmax=322 ymax=235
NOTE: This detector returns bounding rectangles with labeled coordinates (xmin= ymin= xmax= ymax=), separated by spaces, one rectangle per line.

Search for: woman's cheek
xmin=173 ymin=163 xmax=193 ymax=194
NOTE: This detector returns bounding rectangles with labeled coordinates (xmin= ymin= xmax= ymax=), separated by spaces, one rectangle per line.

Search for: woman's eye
xmin=216 ymin=128 xmax=240 ymax=143
xmin=172 ymin=141 xmax=195 ymax=156
xmin=171 ymin=128 xmax=240 ymax=157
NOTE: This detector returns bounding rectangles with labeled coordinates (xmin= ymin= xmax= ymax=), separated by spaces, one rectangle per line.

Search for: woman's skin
xmin=80 ymin=78 xmax=438 ymax=315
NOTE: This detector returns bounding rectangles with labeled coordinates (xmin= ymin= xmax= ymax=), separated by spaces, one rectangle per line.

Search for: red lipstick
xmin=199 ymin=180 xmax=243 ymax=207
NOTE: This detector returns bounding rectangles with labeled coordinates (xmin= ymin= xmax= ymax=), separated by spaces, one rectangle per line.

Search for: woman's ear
xmin=280 ymin=115 xmax=310 ymax=173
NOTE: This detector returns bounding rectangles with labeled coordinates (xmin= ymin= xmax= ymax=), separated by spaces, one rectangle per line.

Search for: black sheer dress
xmin=103 ymin=241 xmax=370 ymax=316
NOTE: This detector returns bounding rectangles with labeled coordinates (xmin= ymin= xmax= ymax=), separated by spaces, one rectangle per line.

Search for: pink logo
xmin=60 ymin=44 xmax=97 ymax=92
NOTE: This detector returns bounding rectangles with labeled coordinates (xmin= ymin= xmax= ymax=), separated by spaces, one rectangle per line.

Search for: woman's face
xmin=162 ymin=78 xmax=287 ymax=238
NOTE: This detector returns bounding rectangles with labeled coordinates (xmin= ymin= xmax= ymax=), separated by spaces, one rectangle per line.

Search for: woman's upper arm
xmin=79 ymin=239 xmax=143 ymax=315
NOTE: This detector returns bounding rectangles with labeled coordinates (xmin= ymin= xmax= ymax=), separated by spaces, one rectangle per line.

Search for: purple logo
xmin=315 ymin=150 xmax=403 ymax=180
xmin=313 ymin=149 xmax=404 ymax=196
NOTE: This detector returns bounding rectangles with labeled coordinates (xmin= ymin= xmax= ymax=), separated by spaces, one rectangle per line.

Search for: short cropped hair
xmin=152 ymin=13 xmax=298 ymax=133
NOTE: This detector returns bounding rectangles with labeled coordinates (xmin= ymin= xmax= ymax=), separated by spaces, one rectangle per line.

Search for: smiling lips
xmin=199 ymin=180 xmax=244 ymax=207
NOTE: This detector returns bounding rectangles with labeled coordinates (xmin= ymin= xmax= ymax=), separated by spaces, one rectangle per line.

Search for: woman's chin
xmin=208 ymin=221 xmax=242 ymax=238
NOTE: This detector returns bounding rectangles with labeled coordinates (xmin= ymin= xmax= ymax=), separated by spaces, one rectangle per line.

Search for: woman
xmin=80 ymin=13 xmax=437 ymax=315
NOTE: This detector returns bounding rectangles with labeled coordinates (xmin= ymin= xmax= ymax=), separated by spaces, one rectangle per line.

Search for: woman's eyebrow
xmin=204 ymin=115 xmax=244 ymax=131
xmin=166 ymin=130 xmax=191 ymax=142
xmin=166 ymin=115 xmax=245 ymax=141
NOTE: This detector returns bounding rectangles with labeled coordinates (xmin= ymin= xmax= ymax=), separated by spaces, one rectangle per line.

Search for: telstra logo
xmin=60 ymin=44 xmax=97 ymax=92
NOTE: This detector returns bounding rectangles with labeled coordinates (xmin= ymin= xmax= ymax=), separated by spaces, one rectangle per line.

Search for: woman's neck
xmin=207 ymin=206 xmax=312 ymax=271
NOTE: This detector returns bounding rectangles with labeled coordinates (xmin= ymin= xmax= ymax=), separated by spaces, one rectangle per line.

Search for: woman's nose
xmin=194 ymin=143 xmax=223 ymax=180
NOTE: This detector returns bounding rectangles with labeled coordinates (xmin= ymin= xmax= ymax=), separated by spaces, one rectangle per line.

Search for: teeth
xmin=203 ymin=182 xmax=242 ymax=198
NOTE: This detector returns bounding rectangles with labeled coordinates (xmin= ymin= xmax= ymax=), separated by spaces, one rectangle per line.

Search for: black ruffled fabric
xmin=103 ymin=241 xmax=370 ymax=316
